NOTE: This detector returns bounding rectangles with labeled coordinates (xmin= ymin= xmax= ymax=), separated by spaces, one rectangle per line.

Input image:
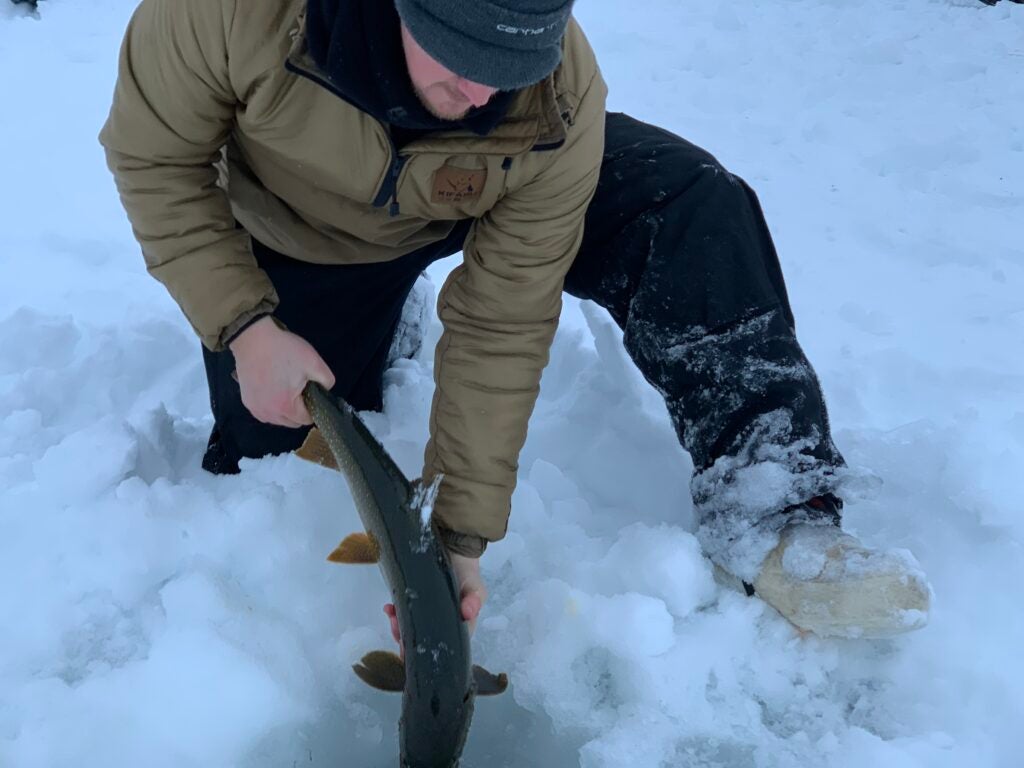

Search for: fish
xmin=296 ymin=382 xmax=508 ymax=768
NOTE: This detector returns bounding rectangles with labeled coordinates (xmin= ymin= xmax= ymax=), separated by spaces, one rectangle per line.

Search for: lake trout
xmin=296 ymin=382 xmax=507 ymax=768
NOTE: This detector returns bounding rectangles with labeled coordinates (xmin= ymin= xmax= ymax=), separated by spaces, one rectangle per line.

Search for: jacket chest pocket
xmin=396 ymin=154 xmax=509 ymax=220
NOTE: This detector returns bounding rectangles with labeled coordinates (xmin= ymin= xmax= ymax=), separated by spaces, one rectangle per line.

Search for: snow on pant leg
xmin=564 ymin=112 xmax=847 ymax=580
xmin=200 ymin=220 xmax=471 ymax=474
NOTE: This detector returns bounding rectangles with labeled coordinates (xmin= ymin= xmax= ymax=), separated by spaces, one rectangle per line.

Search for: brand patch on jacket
xmin=431 ymin=165 xmax=487 ymax=205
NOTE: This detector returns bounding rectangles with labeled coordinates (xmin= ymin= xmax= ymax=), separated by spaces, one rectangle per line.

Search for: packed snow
xmin=1 ymin=0 xmax=1022 ymax=766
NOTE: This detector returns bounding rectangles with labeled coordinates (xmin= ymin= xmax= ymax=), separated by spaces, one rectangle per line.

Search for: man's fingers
xmin=384 ymin=604 xmax=401 ymax=646
xmin=249 ymin=407 xmax=303 ymax=429
xmin=384 ymin=603 xmax=404 ymax=662
xmin=448 ymin=552 xmax=487 ymax=638
xmin=294 ymin=354 xmax=335 ymax=425
xmin=240 ymin=386 xmax=307 ymax=428
xmin=461 ymin=592 xmax=483 ymax=624
xmin=268 ymin=408 xmax=305 ymax=428
xmin=383 ymin=570 xmax=485 ymax=647
xmin=384 ymin=592 xmax=482 ymax=647
xmin=290 ymin=391 xmax=314 ymax=425
xmin=461 ymin=586 xmax=486 ymax=636
xmin=315 ymin=354 xmax=336 ymax=389
xmin=310 ymin=359 xmax=336 ymax=391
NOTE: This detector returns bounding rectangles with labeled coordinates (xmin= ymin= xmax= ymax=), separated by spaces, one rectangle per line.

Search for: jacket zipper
xmin=284 ymin=59 xmax=564 ymax=214
xmin=378 ymin=153 xmax=408 ymax=216
xmin=284 ymin=58 xmax=406 ymax=217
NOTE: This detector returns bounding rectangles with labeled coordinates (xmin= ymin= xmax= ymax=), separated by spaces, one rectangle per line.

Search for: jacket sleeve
xmin=98 ymin=0 xmax=278 ymax=350
xmin=424 ymin=66 xmax=608 ymax=557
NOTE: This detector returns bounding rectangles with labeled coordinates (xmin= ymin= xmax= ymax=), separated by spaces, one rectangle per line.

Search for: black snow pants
xmin=201 ymin=112 xmax=847 ymax=578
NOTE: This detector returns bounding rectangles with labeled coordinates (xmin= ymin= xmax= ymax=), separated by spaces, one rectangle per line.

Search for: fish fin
xmin=294 ymin=428 xmax=339 ymax=471
xmin=472 ymin=665 xmax=509 ymax=696
xmin=327 ymin=532 xmax=380 ymax=564
xmin=353 ymin=650 xmax=405 ymax=693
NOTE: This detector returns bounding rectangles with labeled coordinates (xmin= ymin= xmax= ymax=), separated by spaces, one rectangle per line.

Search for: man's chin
xmin=427 ymin=102 xmax=471 ymax=121
xmin=414 ymin=90 xmax=472 ymax=121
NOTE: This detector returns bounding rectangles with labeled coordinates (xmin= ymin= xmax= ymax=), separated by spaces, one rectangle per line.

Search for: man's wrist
xmin=226 ymin=313 xmax=273 ymax=351
xmin=227 ymin=314 xmax=289 ymax=352
xmin=218 ymin=297 xmax=280 ymax=352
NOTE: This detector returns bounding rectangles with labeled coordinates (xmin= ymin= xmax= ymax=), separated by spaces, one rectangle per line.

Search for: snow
xmin=1 ymin=0 xmax=1022 ymax=766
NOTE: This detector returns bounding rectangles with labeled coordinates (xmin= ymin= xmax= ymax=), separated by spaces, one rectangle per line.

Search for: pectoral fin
xmin=353 ymin=650 xmax=405 ymax=693
xmin=327 ymin=532 xmax=381 ymax=564
xmin=472 ymin=665 xmax=509 ymax=696
xmin=295 ymin=428 xmax=338 ymax=471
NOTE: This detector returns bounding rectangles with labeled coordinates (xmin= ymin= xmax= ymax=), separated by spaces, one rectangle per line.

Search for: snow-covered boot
xmin=750 ymin=497 xmax=932 ymax=639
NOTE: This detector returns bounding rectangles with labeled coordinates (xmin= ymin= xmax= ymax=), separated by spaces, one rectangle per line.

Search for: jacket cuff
xmin=223 ymin=311 xmax=271 ymax=349
xmin=438 ymin=527 xmax=489 ymax=558
xmin=217 ymin=301 xmax=282 ymax=351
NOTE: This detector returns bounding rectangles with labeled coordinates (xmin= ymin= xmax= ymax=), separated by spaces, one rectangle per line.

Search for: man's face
xmin=400 ymin=24 xmax=500 ymax=120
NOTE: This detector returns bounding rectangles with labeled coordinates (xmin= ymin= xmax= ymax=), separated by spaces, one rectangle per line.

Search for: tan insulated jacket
xmin=100 ymin=0 xmax=608 ymax=555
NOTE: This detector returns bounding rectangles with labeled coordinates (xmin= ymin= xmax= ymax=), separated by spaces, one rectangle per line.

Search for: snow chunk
xmin=0 ymin=308 xmax=80 ymax=374
xmin=589 ymin=592 xmax=675 ymax=658
xmin=33 ymin=417 xmax=138 ymax=504
xmin=598 ymin=523 xmax=717 ymax=619
xmin=528 ymin=458 xmax=581 ymax=501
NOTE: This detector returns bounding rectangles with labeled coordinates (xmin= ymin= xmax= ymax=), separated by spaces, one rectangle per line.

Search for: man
xmin=100 ymin=0 xmax=930 ymax=642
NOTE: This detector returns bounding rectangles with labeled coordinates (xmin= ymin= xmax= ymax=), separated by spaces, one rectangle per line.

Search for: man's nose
xmin=457 ymin=79 xmax=497 ymax=107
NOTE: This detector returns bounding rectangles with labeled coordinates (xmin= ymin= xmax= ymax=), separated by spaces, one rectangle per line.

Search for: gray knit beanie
xmin=394 ymin=0 xmax=576 ymax=90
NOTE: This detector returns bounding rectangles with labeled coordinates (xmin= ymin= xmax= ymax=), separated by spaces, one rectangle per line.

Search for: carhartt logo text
xmin=496 ymin=22 xmax=559 ymax=36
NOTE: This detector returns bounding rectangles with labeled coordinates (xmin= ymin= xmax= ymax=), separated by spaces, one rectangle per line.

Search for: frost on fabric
xmin=624 ymin=305 xmax=855 ymax=582
xmin=691 ymin=409 xmax=854 ymax=583
xmin=625 ymin=309 xmax=827 ymax=467
xmin=698 ymin=162 xmax=741 ymax=186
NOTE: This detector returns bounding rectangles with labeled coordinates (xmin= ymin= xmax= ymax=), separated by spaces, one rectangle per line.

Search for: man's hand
xmin=229 ymin=316 xmax=336 ymax=427
xmin=385 ymin=552 xmax=487 ymax=654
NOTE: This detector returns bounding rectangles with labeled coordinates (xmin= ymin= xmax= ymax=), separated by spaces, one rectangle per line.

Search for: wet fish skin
xmin=301 ymin=382 xmax=476 ymax=768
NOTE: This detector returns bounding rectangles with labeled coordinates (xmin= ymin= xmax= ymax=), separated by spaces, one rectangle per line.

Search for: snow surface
xmin=2 ymin=0 xmax=1022 ymax=766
